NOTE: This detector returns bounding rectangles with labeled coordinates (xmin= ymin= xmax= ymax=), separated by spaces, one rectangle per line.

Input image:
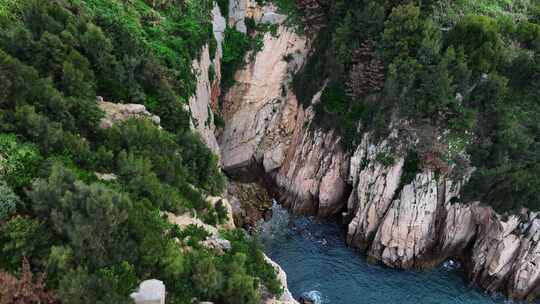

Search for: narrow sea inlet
xmin=259 ymin=205 xmax=514 ymax=304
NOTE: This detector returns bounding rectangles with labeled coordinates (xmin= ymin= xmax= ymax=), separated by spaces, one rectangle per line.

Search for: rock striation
xmin=219 ymin=25 xmax=307 ymax=177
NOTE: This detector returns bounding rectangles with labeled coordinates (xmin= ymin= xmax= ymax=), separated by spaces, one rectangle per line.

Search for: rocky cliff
xmin=188 ymin=3 xmax=300 ymax=303
xmin=212 ymin=2 xmax=540 ymax=301
xmin=188 ymin=3 xmax=225 ymax=156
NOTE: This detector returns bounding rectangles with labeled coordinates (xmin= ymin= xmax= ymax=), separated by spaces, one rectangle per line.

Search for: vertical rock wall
xmin=344 ymin=133 xmax=540 ymax=300
xmin=188 ymin=4 xmax=225 ymax=156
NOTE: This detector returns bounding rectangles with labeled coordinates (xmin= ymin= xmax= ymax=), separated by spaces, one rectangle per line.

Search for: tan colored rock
xmin=166 ymin=212 xmax=219 ymax=237
xmin=369 ymin=171 xmax=441 ymax=268
xmin=346 ymin=133 xmax=404 ymax=250
xmin=438 ymin=202 xmax=478 ymax=255
xmin=263 ymin=254 xmax=299 ymax=304
xmin=274 ymin=105 xmax=348 ymax=216
xmin=228 ymin=0 xmax=284 ymax=33
xmin=507 ymin=217 xmax=540 ymax=299
xmin=219 ymin=26 xmax=307 ymax=174
xmin=468 ymin=213 xmax=523 ymax=293
xmin=219 ymin=6 xmax=350 ymax=219
xmin=98 ymin=101 xmax=160 ymax=129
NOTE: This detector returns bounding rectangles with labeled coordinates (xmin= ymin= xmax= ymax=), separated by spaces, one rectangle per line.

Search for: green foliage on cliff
xmin=0 ymin=0 xmax=279 ymax=303
xmin=221 ymin=26 xmax=252 ymax=90
xmin=292 ymin=0 xmax=539 ymax=212
xmin=432 ymin=0 xmax=535 ymax=26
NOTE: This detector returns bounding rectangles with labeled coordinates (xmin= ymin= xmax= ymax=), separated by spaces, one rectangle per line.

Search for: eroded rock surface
xmin=342 ymin=132 xmax=540 ymax=299
xmin=274 ymin=105 xmax=348 ymax=217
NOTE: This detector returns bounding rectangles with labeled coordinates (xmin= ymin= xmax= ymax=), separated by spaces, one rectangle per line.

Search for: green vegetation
xmin=0 ymin=181 xmax=19 ymax=221
xmin=432 ymin=0 xmax=535 ymax=26
xmin=220 ymin=17 xmax=273 ymax=92
xmin=221 ymin=27 xmax=252 ymax=90
xmin=217 ymin=0 xmax=230 ymax=20
xmin=292 ymin=0 xmax=539 ymax=212
xmin=0 ymin=0 xmax=279 ymax=303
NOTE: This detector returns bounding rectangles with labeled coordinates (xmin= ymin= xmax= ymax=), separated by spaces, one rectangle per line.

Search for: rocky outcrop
xmin=346 ymin=132 xmax=404 ymax=251
xmin=343 ymin=132 xmax=540 ymax=300
xmin=98 ymin=99 xmax=160 ymax=129
xmin=228 ymin=0 xmax=285 ymax=33
xmin=219 ymin=13 xmax=349 ymax=218
xmin=130 ymin=280 xmax=166 ymax=304
xmin=464 ymin=211 xmax=540 ymax=301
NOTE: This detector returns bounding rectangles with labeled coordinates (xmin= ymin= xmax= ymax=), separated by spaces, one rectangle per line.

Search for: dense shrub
xmin=0 ymin=134 xmax=41 ymax=189
xmin=0 ymin=216 xmax=52 ymax=272
xmin=0 ymin=181 xmax=19 ymax=221
xmin=221 ymin=27 xmax=251 ymax=90
xmin=447 ymin=15 xmax=503 ymax=73
xmin=0 ymin=1 xmax=279 ymax=303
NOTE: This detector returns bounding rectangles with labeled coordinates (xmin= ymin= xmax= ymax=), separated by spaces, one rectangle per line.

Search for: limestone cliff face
xmin=218 ymin=10 xmax=348 ymax=217
xmin=228 ymin=0 xmax=285 ymax=33
xmin=346 ymin=132 xmax=404 ymax=251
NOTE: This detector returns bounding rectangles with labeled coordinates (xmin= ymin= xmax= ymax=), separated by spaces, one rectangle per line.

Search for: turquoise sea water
xmin=260 ymin=206 xmax=515 ymax=304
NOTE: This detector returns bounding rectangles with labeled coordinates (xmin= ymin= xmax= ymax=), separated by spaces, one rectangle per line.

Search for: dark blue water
xmin=260 ymin=208 xmax=512 ymax=304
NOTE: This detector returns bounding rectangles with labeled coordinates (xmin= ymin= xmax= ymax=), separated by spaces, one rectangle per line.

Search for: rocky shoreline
xmin=187 ymin=0 xmax=540 ymax=302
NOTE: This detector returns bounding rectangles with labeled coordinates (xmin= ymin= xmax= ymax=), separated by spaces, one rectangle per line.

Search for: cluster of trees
xmin=293 ymin=0 xmax=539 ymax=212
xmin=0 ymin=0 xmax=280 ymax=303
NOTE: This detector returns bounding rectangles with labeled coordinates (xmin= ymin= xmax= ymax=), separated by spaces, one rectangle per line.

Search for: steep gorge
xmin=188 ymin=1 xmax=540 ymax=302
